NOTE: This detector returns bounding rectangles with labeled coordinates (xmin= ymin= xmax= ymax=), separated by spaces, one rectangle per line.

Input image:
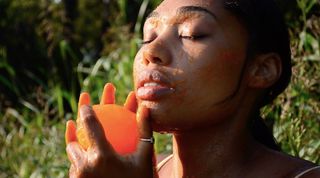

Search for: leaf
xmin=305 ymin=0 xmax=317 ymax=14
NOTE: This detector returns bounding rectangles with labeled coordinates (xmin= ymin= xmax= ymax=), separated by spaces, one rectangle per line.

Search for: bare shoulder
xmin=252 ymin=145 xmax=319 ymax=178
xmin=292 ymin=165 xmax=320 ymax=178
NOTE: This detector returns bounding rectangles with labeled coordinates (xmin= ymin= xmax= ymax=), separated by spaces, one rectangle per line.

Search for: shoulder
xmin=255 ymin=146 xmax=319 ymax=178
xmin=247 ymin=143 xmax=320 ymax=178
xmin=292 ymin=165 xmax=320 ymax=178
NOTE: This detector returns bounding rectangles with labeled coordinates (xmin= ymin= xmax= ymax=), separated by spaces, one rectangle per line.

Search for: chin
xmin=142 ymin=103 xmax=179 ymax=132
xmin=151 ymin=122 xmax=180 ymax=133
xmin=151 ymin=121 xmax=198 ymax=133
xmin=139 ymin=100 xmax=202 ymax=132
xmin=149 ymin=112 xmax=196 ymax=133
xmin=140 ymin=100 xmax=174 ymax=116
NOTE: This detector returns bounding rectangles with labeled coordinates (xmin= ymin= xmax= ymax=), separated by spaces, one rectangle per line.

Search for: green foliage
xmin=262 ymin=0 xmax=320 ymax=163
xmin=0 ymin=109 xmax=68 ymax=178
xmin=0 ymin=0 xmax=165 ymax=176
xmin=0 ymin=0 xmax=319 ymax=177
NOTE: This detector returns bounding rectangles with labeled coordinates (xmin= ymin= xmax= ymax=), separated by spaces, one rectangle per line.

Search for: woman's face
xmin=133 ymin=0 xmax=249 ymax=132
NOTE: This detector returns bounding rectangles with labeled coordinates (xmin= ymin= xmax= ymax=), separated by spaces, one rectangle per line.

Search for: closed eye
xmin=141 ymin=35 xmax=206 ymax=45
xmin=179 ymin=35 xmax=207 ymax=41
xmin=140 ymin=39 xmax=154 ymax=45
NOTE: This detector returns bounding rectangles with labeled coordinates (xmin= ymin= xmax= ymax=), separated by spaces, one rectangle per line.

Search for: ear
xmin=247 ymin=53 xmax=282 ymax=89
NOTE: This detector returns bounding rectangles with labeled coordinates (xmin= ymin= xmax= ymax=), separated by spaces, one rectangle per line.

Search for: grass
xmin=0 ymin=110 xmax=68 ymax=178
xmin=0 ymin=0 xmax=319 ymax=177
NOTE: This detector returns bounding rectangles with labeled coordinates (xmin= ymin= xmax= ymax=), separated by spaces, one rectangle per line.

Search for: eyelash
xmin=179 ymin=35 xmax=206 ymax=41
xmin=141 ymin=39 xmax=153 ymax=45
xmin=141 ymin=34 xmax=206 ymax=45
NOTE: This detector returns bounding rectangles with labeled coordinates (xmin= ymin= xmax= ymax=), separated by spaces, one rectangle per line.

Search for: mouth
xmin=136 ymin=70 xmax=175 ymax=101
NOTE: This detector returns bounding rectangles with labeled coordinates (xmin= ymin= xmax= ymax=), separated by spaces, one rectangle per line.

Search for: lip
xmin=136 ymin=70 xmax=175 ymax=100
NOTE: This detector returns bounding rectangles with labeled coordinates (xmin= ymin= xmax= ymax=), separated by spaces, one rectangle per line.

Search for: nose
xmin=142 ymin=38 xmax=172 ymax=66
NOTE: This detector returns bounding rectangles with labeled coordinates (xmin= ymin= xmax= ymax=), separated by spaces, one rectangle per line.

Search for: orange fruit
xmin=76 ymin=104 xmax=138 ymax=155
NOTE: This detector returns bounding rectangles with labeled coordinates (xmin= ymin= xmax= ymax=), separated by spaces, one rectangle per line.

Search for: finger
xmin=137 ymin=106 xmax=152 ymax=140
xmin=78 ymin=92 xmax=91 ymax=119
xmin=69 ymin=164 xmax=77 ymax=178
xmin=135 ymin=106 xmax=154 ymax=161
xmin=66 ymin=120 xmax=77 ymax=144
xmin=123 ymin=91 xmax=138 ymax=113
xmin=66 ymin=142 xmax=85 ymax=169
xmin=79 ymin=92 xmax=91 ymax=106
xmin=80 ymin=105 xmax=115 ymax=155
xmin=100 ymin=83 xmax=116 ymax=105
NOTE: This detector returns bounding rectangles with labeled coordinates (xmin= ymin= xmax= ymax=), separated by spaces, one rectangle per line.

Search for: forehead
xmin=155 ymin=0 xmax=223 ymax=16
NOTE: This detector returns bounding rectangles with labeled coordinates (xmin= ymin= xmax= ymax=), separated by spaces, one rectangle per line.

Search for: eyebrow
xmin=147 ymin=5 xmax=217 ymax=20
xmin=178 ymin=6 xmax=217 ymax=20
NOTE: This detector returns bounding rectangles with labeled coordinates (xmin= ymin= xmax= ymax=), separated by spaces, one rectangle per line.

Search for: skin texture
xmin=66 ymin=0 xmax=320 ymax=177
xmin=134 ymin=0 xmax=248 ymax=131
xmin=66 ymin=84 xmax=156 ymax=178
xmin=134 ymin=0 xmax=319 ymax=177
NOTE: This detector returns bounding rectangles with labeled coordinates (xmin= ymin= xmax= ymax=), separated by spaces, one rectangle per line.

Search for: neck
xmin=171 ymin=111 xmax=260 ymax=178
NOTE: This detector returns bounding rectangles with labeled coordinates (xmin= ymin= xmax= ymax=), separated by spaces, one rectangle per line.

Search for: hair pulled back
xmin=224 ymin=0 xmax=292 ymax=151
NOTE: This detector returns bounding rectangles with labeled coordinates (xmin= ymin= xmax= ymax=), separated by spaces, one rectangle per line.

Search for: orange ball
xmin=76 ymin=104 xmax=138 ymax=155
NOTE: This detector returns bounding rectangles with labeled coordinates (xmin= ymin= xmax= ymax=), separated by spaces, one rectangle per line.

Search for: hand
xmin=65 ymin=83 xmax=157 ymax=178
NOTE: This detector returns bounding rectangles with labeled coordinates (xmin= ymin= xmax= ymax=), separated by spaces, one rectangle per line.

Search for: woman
xmin=65 ymin=0 xmax=320 ymax=177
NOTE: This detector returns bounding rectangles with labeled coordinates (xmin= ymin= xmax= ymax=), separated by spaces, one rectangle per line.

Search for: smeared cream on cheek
xmin=133 ymin=61 xmax=139 ymax=89
xmin=147 ymin=18 xmax=162 ymax=29
xmin=187 ymin=48 xmax=197 ymax=64
xmin=173 ymin=68 xmax=184 ymax=76
xmin=172 ymin=79 xmax=188 ymax=105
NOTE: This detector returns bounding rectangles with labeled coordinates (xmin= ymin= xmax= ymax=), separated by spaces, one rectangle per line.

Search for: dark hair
xmin=224 ymin=0 xmax=292 ymax=151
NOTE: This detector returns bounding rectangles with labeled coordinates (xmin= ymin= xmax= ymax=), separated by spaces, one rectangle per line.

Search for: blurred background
xmin=0 ymin=0 xmax=319 ymax=177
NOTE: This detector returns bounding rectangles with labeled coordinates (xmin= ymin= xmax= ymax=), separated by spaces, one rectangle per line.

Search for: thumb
xmin=135 ymin=106 xmax=154 ymax=162
xmin=80 ymin=105 xmax=115 ymax=155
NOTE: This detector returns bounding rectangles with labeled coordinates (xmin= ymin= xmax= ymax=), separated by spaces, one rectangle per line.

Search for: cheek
xmin=133 ymin=52 xmax=143 ymax=88
xmin=218 ymin=51 xmax=244 ymax=64
xmin=196 ymin=49 xmax=245 ymax=82
xmin=185 ymin=47 xmax=246 ymax=108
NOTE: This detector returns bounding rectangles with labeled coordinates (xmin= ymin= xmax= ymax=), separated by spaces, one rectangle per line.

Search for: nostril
xmin=143 ymin=52 xmax=164 ymax=65
xmin=152 ymin=57 xmax=163 ymax=64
